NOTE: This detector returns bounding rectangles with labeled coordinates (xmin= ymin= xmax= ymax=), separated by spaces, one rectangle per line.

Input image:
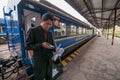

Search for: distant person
xmin=26 ymin=13 xmax=55 ymax=80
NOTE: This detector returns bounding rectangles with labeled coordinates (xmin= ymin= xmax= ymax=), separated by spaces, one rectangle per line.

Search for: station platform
xmin=57 ymin=36 xmax=120 ymax=80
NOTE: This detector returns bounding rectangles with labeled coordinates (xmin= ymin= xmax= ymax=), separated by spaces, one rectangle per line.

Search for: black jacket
xmin=26 ymin=26 xmax=54 ymax=60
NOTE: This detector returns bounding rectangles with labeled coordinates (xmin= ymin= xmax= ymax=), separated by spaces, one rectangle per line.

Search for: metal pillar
xmin=107 ymin=27 xmax=109 ymax=40
xmin=111 ymin=9 xmax=117 ymax=45
xmin=106 ymin=28 xmax=107 ymax=38
xmin=107 ymin=19 xmax=110 ymax=40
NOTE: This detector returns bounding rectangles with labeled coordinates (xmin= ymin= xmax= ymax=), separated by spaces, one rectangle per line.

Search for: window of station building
xmin=53 ymin=16 xmax=66 ymax=37
xmin=71 ymin=25 xmax=76 ymax=35
xmin=77 ymin=27 xmax=82 ymax=35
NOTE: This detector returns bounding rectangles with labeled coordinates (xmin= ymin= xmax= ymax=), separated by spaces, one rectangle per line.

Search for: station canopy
xmin=65 ymin=0 xmax=120 ymax=28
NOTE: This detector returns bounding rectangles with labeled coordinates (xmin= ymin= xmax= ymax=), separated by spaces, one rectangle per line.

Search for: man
xmin=26 ymin=13 xmax=54 ymax=80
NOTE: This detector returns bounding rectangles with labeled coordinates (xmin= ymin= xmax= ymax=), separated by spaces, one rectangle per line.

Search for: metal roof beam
xmin=108 ymin=0 xmax=120 ymax=20
xmin=86 ymin=8 xmax=120 ymax=14
xmin=83 ymin=0 xmax=100 ymax=27
xmin=86 ymin=16 xmax=114 ymax=21
xmin=104 ymin=0 xmax=120 ymax=29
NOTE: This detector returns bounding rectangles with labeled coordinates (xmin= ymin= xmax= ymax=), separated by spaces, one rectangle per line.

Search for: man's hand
xmin=41 ymin=42 xmax=51 ymax=49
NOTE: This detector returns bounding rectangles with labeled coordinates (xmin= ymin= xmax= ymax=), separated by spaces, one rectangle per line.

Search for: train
xmin=1 ymin=0 xmax=96 ymax=80
xmin=0 ymin=18 xmax=20 ymax=45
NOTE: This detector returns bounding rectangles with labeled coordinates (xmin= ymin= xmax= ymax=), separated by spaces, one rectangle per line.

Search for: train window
xmin=59 ymin=23 xmax=66 ymax=36
xmin=86 ymin=29 xmax=89 ymax=34
xmin=77 ymin=27 xmax=82 ymax=35
xmin=30 ymin=17 xmax=36 ymax=27
xmin=0 ymin=26 xmax=7 ymax=50
xmin=0 ymin=26 xmax=3 ymax=33
xmin=71 ymin=25 xmax=76 ymax=35
xmin=54 ymin=22 xmax=66 ymax=37
xmin=53 ymin=16 xmax=66 ymax=37
xmin=0 ymin=26 xmax=6 ymax=33
xmin=85 ymin=29 xmax=92 ymax=34
xmin=83 ymin=28 xmax=86 ymax=34
xmin=88 ymin=29 xmax=92 ymax=34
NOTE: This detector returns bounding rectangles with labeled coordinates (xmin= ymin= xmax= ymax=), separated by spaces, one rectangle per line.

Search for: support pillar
xmin=111 ymin=9 xmax=117 ymax=45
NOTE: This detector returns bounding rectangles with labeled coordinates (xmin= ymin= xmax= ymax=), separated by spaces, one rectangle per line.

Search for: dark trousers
xmin=34 ymin=58 xmax=52 ymax=80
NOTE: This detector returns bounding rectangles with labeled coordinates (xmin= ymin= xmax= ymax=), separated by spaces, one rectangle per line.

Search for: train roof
xmin=39 ymin=0 xmax=90 ymax=27
xmin=18 ymin=0 xmax=91 ymax=28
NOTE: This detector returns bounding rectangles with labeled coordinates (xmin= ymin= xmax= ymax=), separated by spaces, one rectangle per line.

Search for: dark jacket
xmin=26 ymin=26 xmax=54 ymax=60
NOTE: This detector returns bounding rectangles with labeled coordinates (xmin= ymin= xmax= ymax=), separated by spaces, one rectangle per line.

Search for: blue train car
xmin=0 ymin=17 xmax=20 ymax=48
xmin=0 ymin=17 xmax=21 ymax=51
xmin=0 ymin=19 xmax=19 ymax=35
xmin=16 ymin=0 xmax=95 ymax=79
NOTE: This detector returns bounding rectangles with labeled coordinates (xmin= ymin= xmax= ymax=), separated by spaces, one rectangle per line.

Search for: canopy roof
xmin=65 ymin=0 xmax=120 ymax=28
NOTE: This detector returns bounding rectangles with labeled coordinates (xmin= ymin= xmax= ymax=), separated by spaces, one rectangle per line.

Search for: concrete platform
xmin=57 ymin=36 xmax=120 ymax=80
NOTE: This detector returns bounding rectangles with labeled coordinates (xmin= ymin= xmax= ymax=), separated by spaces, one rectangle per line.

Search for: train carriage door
xmin=23 ymin=9 xmax=41 ymax=79
xmin=24 ymin=9 xmax=41 ymax=59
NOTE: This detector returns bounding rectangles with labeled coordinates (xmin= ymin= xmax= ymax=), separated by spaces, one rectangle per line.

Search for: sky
xmin=0 ymin=0 xmax=8 ymax=18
